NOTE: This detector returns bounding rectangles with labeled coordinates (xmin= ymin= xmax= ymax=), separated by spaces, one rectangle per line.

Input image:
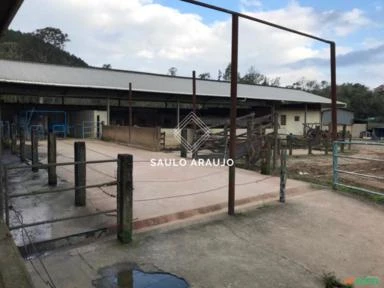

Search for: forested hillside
xmin=0 ymin=28 xmax=87 ymax=67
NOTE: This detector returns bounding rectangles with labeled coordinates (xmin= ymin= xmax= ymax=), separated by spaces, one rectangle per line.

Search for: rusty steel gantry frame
xmin=180 ymin=0 xmax=337 ymax=215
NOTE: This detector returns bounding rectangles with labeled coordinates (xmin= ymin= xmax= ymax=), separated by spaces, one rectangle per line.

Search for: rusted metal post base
xmin=117 ymin=154 xmax=133 ymax=243
xmin=75 ymin=141 xmax=86 ymax=206
xmin=31 ymin=129 xmax=39 ymax=172
xmin=48 ymin=133 xmax=57 ymax=186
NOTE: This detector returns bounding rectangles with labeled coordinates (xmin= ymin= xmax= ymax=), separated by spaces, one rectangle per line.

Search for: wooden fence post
xmin=180 ymin=128 xmax=187 ymax=158
xmin=74 ymin=141 xmax=86 ymax=206
xmin=261 ymin=139 xmax=272 ymax=175
xmin=117 ymin=154 xmax=133 ymax=243
xmin=48 ymin=133 xmax=57 ymax=186
xmin=308 ymin=139 xmax=312 ymax=155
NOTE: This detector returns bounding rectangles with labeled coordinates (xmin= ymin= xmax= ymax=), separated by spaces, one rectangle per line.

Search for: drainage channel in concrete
xmin=92 ymin=262 xmax=189 ymax=288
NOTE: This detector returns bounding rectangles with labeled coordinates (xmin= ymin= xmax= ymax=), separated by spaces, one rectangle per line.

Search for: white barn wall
xmin=274 ymin=109 xmax=321 ymax=136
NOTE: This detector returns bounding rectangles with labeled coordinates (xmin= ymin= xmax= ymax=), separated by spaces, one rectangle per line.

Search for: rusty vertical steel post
xmin=330 ymin=42 xmax=337 ymax=141
xmin=117 ymin=154 xmax=133 ymax=243
xmin=192 ymin=71 xmax=197 ymax=159
xmin=228 ymin=14 xmax=239 ymax=216
xmin=107 ymin=98 xmax=111 ymax=126
xmin=129 ymin=82 xmax=133 ymax=144
xmin=192 ymin=70 xmax=196 ymax=114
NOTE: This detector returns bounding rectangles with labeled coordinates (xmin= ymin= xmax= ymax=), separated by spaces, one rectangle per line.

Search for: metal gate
xmin=333 ymin=141 xmax=384 ymax=196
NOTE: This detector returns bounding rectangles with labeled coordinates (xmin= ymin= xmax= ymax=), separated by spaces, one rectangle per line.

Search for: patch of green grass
xmin=322 ymin=273 xmax=353 ymax=288
xmin=335 ymin=185 xmax=384 ymax=204
xmin=290 ymin=172 xmax=384 ymax=205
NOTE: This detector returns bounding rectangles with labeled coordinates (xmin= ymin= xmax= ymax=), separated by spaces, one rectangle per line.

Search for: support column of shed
xmin=106 ymin=98 xmax=110 ymax=126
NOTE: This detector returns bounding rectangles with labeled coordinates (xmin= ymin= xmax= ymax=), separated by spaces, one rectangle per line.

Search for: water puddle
xmin=93 ymin=263 xmax=189 ymax=288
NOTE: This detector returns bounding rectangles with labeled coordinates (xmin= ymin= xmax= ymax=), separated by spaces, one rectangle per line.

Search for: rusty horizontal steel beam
xmin=179 ymin=0 xmax=332 ymax=44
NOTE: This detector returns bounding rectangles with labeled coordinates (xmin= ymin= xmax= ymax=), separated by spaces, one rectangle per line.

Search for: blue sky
xmin=10 ymin=0 xmax=384 ymax=88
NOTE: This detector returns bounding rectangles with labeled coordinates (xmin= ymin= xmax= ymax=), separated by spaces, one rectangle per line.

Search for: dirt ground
xmin=287 ymin=143 xmax=384 ymax=194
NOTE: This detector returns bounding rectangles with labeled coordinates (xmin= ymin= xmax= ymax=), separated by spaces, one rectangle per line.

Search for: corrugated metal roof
xmin=0 ymin=59 xmax=337 ymax=105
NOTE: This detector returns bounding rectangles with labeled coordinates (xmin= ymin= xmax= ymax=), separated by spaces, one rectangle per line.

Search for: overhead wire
xmin=134 ymin=176 xmax=273 ymax=202
xmin=11 ymin=207 xmax=57 ymax=288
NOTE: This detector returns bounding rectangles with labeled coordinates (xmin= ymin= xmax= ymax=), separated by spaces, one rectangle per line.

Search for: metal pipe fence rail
xmin=332 ymin=141 xmax=384 ymax=196
xmin=0 ymin=152 xmax=133 ymax=245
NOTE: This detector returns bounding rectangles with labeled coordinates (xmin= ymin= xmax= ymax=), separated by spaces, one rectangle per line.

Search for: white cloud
xmin=331 ymin=8 xmax=372 ymax=36
xmin=240 ymin=0 xmax=262 ymax=11
xmin=9 ymin=0 xmax=380 ymax=87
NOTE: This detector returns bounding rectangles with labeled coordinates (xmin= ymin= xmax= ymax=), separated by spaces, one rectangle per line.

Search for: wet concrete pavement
xmin=26 ymin=189 xmax=384 ymax=288
xmin=7 ymin=139 xmax=311 ymax=245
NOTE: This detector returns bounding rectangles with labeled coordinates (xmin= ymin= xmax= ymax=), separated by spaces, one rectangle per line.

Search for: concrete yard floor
xmin=7 ymin=139 xmax=311 ymax=245
xmin=26 ymin=189 xmax=384 ymax=288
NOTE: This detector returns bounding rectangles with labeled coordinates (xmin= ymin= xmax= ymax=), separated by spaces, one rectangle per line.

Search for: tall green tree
xmin=222 ymin=63 xmax=240 ymax=81
xmin=168 ymin=67 xmax=177 ymax=76
xmin=198 ymin=72 xmax=211 ymax=80
xmin=239 ymin=66 xmax=265 ymax=85
xmin=32 ymin=27 xmax=69 ymax=50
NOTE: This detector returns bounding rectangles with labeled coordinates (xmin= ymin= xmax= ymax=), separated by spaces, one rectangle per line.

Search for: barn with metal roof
xmin=0 ymin=59 xmax=342 ymax=136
